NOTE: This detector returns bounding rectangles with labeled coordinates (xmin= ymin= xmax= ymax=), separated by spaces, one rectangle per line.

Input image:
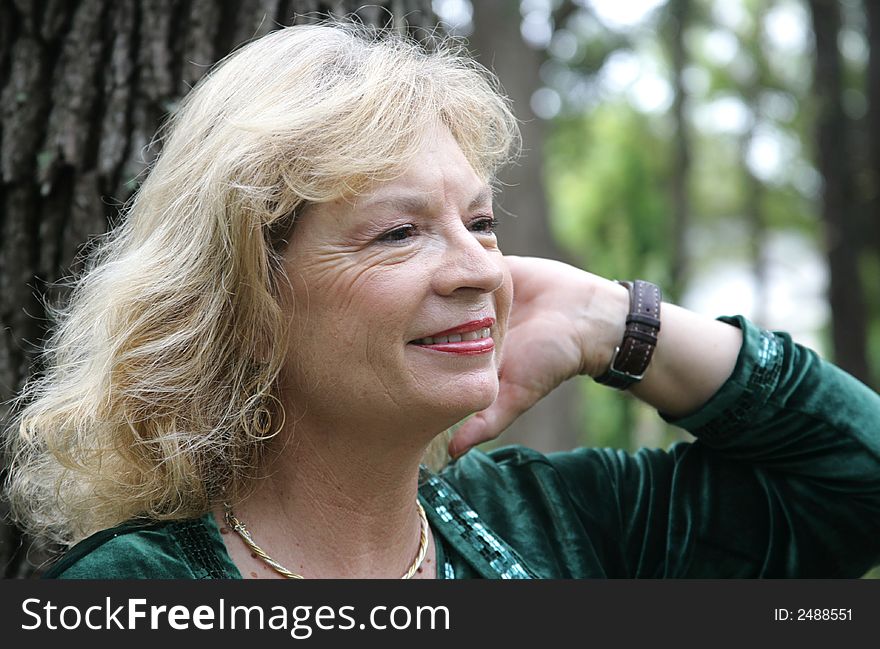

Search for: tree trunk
xmin=0 ymin=0 xmax=436 ymax=578
xmin=867 ymin=0 xmax=880 ymax=261
xmin=740 ymin=6 xmax=769 ymax=328
xmin=742 ymin=134 xmax=769 ymax=326
xmin=807 ymin=0 xmax=871 ymax=384
xmin=666 ymin=0 xmax=690 ymax=304
xmin=864 ymin=0 xmax=880 ymax=384
xmin=468 ymin=0 xmax=583 ymax=454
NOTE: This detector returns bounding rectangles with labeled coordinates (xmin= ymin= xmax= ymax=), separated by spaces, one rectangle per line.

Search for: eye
xmin=470 ymin=216 xmax=499 ymax=235
xmin=378 ymin=224 xmax=418 ymax=244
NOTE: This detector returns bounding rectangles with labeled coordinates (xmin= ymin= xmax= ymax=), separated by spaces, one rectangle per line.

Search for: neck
xmin=222 ymin=410 xmax=442 ymax=579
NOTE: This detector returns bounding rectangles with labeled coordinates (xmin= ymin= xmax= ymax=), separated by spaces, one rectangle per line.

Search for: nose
xmin=431 ymin=222 xmax=505 ymax=297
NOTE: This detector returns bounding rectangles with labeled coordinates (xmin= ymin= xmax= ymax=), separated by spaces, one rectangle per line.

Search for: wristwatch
xmin=593 ymin=280 xmax=662 ymax=390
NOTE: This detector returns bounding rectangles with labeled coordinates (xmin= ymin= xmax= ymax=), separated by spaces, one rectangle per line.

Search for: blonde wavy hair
xmin=4 ymin=21 xmax=519 ymax=546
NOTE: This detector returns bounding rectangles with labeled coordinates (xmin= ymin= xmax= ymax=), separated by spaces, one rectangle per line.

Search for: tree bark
xmin=0 ymin=0 xmax=436 ymax=578
xmin=807 ymin=0 xmax=870 ymax=384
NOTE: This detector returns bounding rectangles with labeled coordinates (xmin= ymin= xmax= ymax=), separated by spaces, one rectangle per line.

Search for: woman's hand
xmin=447 ymin=255 xmax=745 ymax=459
xmin=448 ymin=256 xmax=628 ymax=458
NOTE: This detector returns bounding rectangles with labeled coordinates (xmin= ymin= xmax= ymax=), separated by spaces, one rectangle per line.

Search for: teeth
xmin=414 ymin=327 xmax=493 ymax=345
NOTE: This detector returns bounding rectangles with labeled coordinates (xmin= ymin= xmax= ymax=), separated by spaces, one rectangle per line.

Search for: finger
xmin=448 ymin=384 xmax=533 ymax=459
xmin=447 ymin=413 xmax=494 ymax=460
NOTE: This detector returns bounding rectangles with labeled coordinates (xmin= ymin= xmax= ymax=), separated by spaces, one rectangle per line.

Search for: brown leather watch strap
xmin=594 ymin=280 xmax=662 ymax=390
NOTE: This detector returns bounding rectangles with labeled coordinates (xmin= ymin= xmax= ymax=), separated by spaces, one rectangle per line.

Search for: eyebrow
xmin=360 ymin=185 xmax=493 ymax=214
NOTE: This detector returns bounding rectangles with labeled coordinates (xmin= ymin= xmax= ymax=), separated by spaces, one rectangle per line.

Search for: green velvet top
xmin=45 ymin=317 xmax=880 ymax=579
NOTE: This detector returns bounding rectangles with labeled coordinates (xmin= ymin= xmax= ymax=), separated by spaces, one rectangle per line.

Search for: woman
xmin=5 ymin=22 xmax=880 ymax=579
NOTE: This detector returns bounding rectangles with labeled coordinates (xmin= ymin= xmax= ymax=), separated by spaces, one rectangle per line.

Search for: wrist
xmin=593 ymin=280 xmax=663 ymax=389
xmin=577 ymin=278 xmax=630 ymax=378
xmin=629 ymin=303 xmax=742 ymax=416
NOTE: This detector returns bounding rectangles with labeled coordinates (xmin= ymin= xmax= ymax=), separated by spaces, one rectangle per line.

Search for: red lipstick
xmin=418 ymin=338 xmax=495 ymax=355
xmin=411 ymin=318 xmax=495 ymax=356
xmin=423 ymin=317 xmax=495 ymax=338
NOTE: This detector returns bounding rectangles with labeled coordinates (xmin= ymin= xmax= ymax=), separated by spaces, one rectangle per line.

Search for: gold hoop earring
xmin=253 ymin=403 xmax=273 ymax=437
xmin=249 ymin=393 xmax=286 ymax=440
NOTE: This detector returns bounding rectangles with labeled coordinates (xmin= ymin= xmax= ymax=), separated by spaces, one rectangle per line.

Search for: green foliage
xmin=546 ymin=104 xmax=673 ymax=287
xmin=545 ymin=105 xmax=690 ymax=452
xmin=538 ymin=0 xmax=879 ymax=447
xmin=538 ymin=0 xmax=876 ymax=450
xmin=578 ymin=379 xmax=691 ymax=453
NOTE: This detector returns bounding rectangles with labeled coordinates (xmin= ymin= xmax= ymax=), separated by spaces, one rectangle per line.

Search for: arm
xmin=553 ymin=317 xmax=880 ymax=577
xmin=449 ymin=256 xmax=744 ymax=455
xmin=449 ymin=256 xmax=880 ymax=577
xmin=629 ymin=303 xmax=742 ymax=417
xmin=569 ymin=276 xmax=745 ymax=418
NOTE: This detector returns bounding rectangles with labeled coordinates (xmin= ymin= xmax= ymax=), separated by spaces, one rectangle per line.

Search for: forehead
xmin=354 ymin=126 xmax=491 ymax=212
xmin=293 ymin=125 xmax=494 ymax=238
xmin=354 ymin=184 xmax=493 ymax=218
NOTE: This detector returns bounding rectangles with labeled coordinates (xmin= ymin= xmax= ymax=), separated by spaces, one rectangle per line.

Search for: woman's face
xmin=280 ymin=124 xmax=512 ymax=435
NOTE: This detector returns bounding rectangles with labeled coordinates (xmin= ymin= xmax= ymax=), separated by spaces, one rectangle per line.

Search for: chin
xmin=424 ymin=374 xmax=499 ymax=422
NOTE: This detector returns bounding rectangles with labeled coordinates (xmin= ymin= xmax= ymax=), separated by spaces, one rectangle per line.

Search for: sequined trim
xmin=444 ymin=558 xmax=455 ymax=579
xmin=171 ymin=519 xmax=230 ymax=579
xmin=420 ymin=473 xmax=535 ymax=579
xmin=694 ymin=327 xmax=784 ymax=442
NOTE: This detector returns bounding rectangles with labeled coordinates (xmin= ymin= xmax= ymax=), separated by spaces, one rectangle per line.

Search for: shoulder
xmin=437 ymin=444 xmax=611 ymax=514
xmin=441 ymin=443 xmax=667 ymax=492
xmin=44 ymin=515 xmax=240 ymax=579
xmin=433 ymin=445 xmax=649 ymax=577
xmin=437 ymin=443 xmax=685 ymax=527
xmin=445 ymin=444 xmax=551 ymax=478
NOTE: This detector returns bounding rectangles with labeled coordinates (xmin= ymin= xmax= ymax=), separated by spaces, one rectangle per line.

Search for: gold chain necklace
xmin=224 ymin=500 xmax=430 ymax=579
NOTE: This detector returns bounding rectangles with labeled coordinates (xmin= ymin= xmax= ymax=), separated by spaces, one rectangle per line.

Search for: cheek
xmin=283 ymin=264 xmax=428 ymax=412
xmin=292 ymin=259 xmax=421 ymax=360
xmin=493 ymin=269 xmax=514 ymax=355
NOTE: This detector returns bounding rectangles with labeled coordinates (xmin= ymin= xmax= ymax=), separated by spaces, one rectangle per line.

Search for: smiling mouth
xmin=411 ymin=327 xmax=492 ymax=345
xmin=411 ymin=317 xmax=495 ymax=343
xmin=409 ymin=318 xmax=495 ymax=355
